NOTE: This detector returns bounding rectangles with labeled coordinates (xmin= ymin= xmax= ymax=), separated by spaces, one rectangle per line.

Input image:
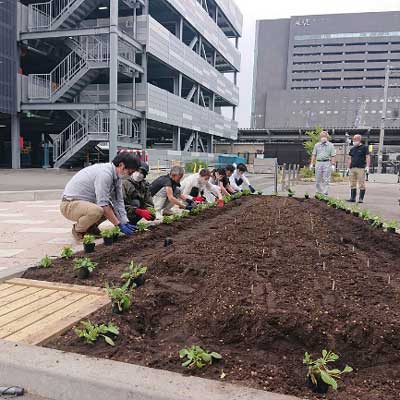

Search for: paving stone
xmin=0 ymin=250 xmax=24 ymax=258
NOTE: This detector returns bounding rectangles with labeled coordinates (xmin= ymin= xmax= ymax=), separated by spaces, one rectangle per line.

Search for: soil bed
xmin=24 ymin=196 xmax=400 ymax=399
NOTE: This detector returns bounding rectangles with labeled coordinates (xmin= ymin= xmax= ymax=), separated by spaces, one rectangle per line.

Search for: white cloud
xmin=235 ymin=0 xmax=400 ymax=127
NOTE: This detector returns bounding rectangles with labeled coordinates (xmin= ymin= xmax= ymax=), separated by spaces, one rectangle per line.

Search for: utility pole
xmin=378 ymin=65 xmax=390 ymax=173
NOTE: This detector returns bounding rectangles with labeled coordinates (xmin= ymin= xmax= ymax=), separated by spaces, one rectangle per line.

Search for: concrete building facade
xmin=2 ymin=0 xmax=241 ymax=168
xmin=251 ymin=11 xmax=400 ymax=143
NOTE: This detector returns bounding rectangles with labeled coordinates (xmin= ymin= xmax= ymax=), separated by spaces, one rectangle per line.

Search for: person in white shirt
xmin=180 ymin=169 xmax=224 ymax=207
xmin=226 ymin=163 xmax=256 ymax=193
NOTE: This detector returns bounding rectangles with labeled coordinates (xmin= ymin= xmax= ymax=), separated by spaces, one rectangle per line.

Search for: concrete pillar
xmin=207 ymin=134 xmax=213 ymax=153
xmin=233 ymin=106 xmax=236 ymax=121
xmin=235 ymin=37 xmax=239 ymax=50
xmin=11 ymin=113 xmax=21 ymax=169
xmin=178 ymin=73 xmax=182 ymax=97
xmin=140 ymin=118 xmax=147 ymax=151
xmin=172 ymin=127 xmax=181 ymax=151
xmin=109 ymin=0 xmax=119 ymax=161
xmin=195 ymin=131 xmax=199 ymax=152
xmin=178 ymin=17 xmax=183 ymax=41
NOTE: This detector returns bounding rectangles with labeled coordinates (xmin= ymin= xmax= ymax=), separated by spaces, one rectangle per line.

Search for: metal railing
xmin=28 ymin=37 xmax=109 ymax=102
xmin=28 ymin=0 xmax=78 ymax=31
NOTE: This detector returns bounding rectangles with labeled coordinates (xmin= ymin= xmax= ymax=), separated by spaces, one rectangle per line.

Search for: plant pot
xmin=305 ymin=195 xmax=309 ymax=199
xmin=78 ymin=268 xmax=89 ymax=279
xmin=103 ymin=237 xmax=113 ymax=246
xmin=113 ymin=234 xmax=120 ymax=242
xmin=164 ymin=237 xmax=173 ymax=247
xmin=288 ymin=194 xmax=294 ymax=198
xmin=387 ymin=227 xmax=396 ymax=233
xmin=83 ymin=243 xmax=95 ymax=253
xmin=352 ymin=212 xmax=360 ymax=217
xmin=345 ymin=209 xmax=351 ymax=214
xmin=307 ymin=376 xmax=329 ymax=394
xmin=375 ymin=223 xmax=383 ymax=229
xmin=331 ymin=204 xmax=337 ymax=209
xmin=133 ymin=275 xmax=146 ymax=287
xmin=368 ymin=219 xmax=375 ymax=225
xmin=112 ymin=303 xmax=123 ymax=314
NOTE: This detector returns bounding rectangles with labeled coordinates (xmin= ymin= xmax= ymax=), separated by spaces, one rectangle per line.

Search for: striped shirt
xmin=312 ymin=142 xmax=336 ymax=161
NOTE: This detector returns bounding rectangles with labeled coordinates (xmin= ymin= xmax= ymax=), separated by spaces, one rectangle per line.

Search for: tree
xmin=304 ymin=126 xmax=323 ymax=157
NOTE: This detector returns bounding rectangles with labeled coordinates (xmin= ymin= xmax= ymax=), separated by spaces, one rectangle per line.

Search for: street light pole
xmin=378 ymin=65 xmax=390 ymax=173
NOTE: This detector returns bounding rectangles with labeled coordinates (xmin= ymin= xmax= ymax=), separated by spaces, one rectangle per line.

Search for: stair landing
xmin=0 ymin=278 xmax=109 ymax=345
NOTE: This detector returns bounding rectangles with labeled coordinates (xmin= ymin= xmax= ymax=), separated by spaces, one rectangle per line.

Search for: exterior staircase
xmin=28 ymin=0 xmax=102 ymax=32
xmin=27 ymin=36 xmax=109 ymax=103
xmin=53 ymin=112 xmax=141 ymax=168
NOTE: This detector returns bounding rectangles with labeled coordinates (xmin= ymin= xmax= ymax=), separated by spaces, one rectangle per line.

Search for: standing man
xmin=122 ymin=162 xmax=154 ymax=225
xmin=347 ymin=134 xmax=370 ymax=203
xmin=310 ymin=131 xmax=336 ymax=195
xmin=60 ymin=153 xmax=139 ymax=240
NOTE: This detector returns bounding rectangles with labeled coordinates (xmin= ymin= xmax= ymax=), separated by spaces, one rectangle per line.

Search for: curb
xmin=0 ymin=340 xmax=300 ymax=400
xmin=0 ymin=190 xmax=63 ymax=202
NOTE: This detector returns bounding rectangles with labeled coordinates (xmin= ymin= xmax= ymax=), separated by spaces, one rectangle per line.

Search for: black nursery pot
xmin=78 ymin=268 xmax=89 ymax=279
xmin=113 ymin=234 xmax=120 ymax=242
xmin=345 ymin=209 xmax=351 ymax=214
xmin=387 ymin=227 xmax=396 ymax=233
xmin=307 ymin=376 xmax=329 ymax=394
xmin=164 ymin=237 xmax=173 ymax=247
xmin=103 ymin=237 xmax=113 ymax=246
xmin=331 ymin=204 xmax=337 ymax=209
xmin=368 ymin=219 xmax=375 ymax=225
xmin=133 ymin=275 xmax=146 ymax=287
xmin=83 ymin=243 xmax=95 ymax=253
xmin=305 ymin=194 xmax=310 ymax=199
xmin=112 ymin=303 xmax=123 ymax=314
xmin=352 ymin=211 xmax=360 ymax=217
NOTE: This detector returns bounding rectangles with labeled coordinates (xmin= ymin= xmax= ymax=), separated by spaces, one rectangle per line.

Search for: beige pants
xmin=60 ymin=200 xmax=104 ymax=233
xmin=350 ymin=168 xmax=366 ymax=190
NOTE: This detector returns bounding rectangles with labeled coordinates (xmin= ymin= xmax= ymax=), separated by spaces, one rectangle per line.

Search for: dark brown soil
xmin=23 ymin=196 xmax=400 ymax=399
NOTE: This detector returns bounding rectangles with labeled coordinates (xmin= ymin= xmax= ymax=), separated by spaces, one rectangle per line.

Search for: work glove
xmin=217 ymin=199 xmax=224 ymax=208
xmin=185 ymin=204 xmax=194 ymax=211
xmin=135 ymin=208 xmax=153 ymax=221
xmin=193 ymin=196 xmax=205 ymax=203
xmin=309 ymin=164 xmax=313 ymax=171
xmin=118 ymin=223 xmax=136 ymax=236
xmin=331 ymin=165 xmax=336 ymax=172
xmin=365 ymin=167 xmax=369 ymax=174
xmin=249 ymin=185 xmax=256 ymax=193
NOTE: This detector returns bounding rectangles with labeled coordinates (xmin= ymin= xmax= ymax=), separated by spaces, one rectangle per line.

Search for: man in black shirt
xmin=347 ymin=134 xmax=370 ymax=203
xmin=149 ymin=166 xmax=189 ymax=219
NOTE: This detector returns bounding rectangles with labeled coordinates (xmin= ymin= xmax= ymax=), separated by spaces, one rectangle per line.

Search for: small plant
xmin=242 ymin=189 xmax=252 ymax=196
xmin=288 ymin=188 xmax=295 ymax=197
xmin=360 ymin=209 xmax=372 ymax=220
xmin=336 ymin=200 xmax=346 ymax=210
xmin=111 ymin=226 xmax=122 ymax=240
xmin=121 ymin=261 xmax=147 ymax=289
xmin=136 ymin=222 xmax=149 ymax=232
xmin=74 ymin=257 xmax=97 ymax=273
xmin=39 ymin=255 xmax=52 ymax=268
xmin=60 ymin=246 xmax=73 ymax=259
xmin=148 ymin=207 xmax=156 ymax=216
xmin=304 ymin=350 xmax=352 ymax=392
xmin=106 ymin=284 xmax=132 ymax=313
xmin=101 ymin=229 xmax=114 ymax=238
xmin=181 ymin=210 xmax=190 ymax=218
xmin=172 ymin=214 xmax=181 ymax=222
xmin=304 ymin=192 xmax=310 ymax=199
xmin=179 ymin=345 xmax=222 ymax=369
xmin=223 ymin=195 xmax=232 ymax=203
xmin=257 ymin=191 xmax=263 ymax=195
xmin=163 ymin=215 xmax=173 ymax=224
xmin=83 ymin=234 xmax=95 ymax=245
xmin=371 ymin=215 xmax=383 ymax=228
xmin=385 ymin=220 xmax=399 ymax=232
xmin=75 ymin=321 xmax=119 ymax=346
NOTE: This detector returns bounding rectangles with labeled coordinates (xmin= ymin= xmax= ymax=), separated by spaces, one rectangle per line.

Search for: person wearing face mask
xmin=347 ymin=134 xmax=370 ymax=203
xmin=309 ymin=131 xmax=337 ymax=195
xmin=227 ymin=163 xmax=256 ymax=193
xmin=60 ymin=153 xmax=139 ymax=240
xmin=122 ymin=162 xmax=155 ymax=225
xmin=180 ymin=168 xmax=224 ymax=206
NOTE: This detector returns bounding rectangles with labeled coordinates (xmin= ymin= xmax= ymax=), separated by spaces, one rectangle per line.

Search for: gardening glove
xmin=217 ymin=199 xmax=224 ymax=208
xmin=249 ymin=185 xmax=256 ymax=193
xmin=331 ymin=165 xmax=336 ymax=172
xmin=193 ymin=196 xmax=205 ymax=203
xmin=135 ymin=208 xmax=153 ymax=221
xmin=118 ymin=223 xmax=136 ymax=236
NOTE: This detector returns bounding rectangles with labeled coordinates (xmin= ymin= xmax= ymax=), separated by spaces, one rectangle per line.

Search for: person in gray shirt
xmin=60 ymin=153 xmax=139 ymax=240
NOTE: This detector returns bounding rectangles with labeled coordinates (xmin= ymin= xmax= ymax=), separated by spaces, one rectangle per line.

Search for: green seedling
xmin=190 ymin=207 xmax=201 ymax=216
xmin=73 ymin=257 xmax=97 ymax=272
xmin=75 ymin=321 xmax=119 ymax=346
xmin=101 ymin=229 xmax=114 ymax=238
xmin=223 ymin=195 xmax=232 ymax=203
xmin=39 ymin=255 xmax=52 ymax=268
xmin=371 ymin=215 xmax=382 ymax=227
xmin=60 ymin=246 xmax=73 ymax=259
xmin=385 ymin=220 xmax=399 ymax=230
xmin=148 ymin=207 xmax=156 ymax=216
xmin=83 ymin=234 xmax=95 ymax=245
xmin=136 ymin=222 xmax=149 ymax=232
xmin=179 ymin=345 xmax=222 ymax=369
xmin=288 ymin=188 xmax=295 ymax=197
xmin=111 ymin=226 xmax=122 ymax=237
xmin=181 ymin=210 xmax=190 ymax=218
xmin=106 ymin=284 xmax=132 ymax=312
xmin=304 ymin=350 xmax=352 ymax=391
xmin=257 ymin=191 xmax=263 ymax=195
xmin=242 ymin=189 xmax=252 ymax=196
xmin=360 ymin=209 xmax=372 ymax=220
xmin=121 ymin=261 xmax=147 ymax=289
xmin=172 ymin=214 xmax=181 ymax=222
xmin=163 ymin=215 xmax=173 ymax=224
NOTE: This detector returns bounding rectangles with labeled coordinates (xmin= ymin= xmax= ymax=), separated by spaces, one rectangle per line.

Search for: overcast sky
xmin=235 ymin=0 xmax=400 ymax=128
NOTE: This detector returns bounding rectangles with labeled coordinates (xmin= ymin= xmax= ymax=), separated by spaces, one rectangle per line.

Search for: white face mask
xmin=131 ymin=171 xmax=144 ymax=182
xmin=353 ymin=141 xmax=361 ymax=146
xmin=321 ymin=137 xmax=328 ymax=143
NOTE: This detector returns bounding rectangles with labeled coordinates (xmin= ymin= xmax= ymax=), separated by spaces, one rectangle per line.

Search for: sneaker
xmin=72 ymin=225 xmax=85 ymax=241
xmin=86 ymin=224 xmax=102 ymax=237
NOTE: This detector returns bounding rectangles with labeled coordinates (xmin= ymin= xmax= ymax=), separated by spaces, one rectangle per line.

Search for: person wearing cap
xmin=226 ymin=163 xmax=256 ymax=193
xmin=60 ymin=153 xmax=139 ymax=240
xmin=180 ymin=168 xmax=224 ymax=206
xmin=309 ymin=131 xmax=336 ymax=195
xmin=122 ymin=162 xmax=155 ymax=225
xmin=346 ymin=134 xmax=370 ymax=203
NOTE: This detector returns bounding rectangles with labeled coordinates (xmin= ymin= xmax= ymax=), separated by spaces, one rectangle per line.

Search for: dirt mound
xmin=24 ymin=196 xmax=400 ymax=399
